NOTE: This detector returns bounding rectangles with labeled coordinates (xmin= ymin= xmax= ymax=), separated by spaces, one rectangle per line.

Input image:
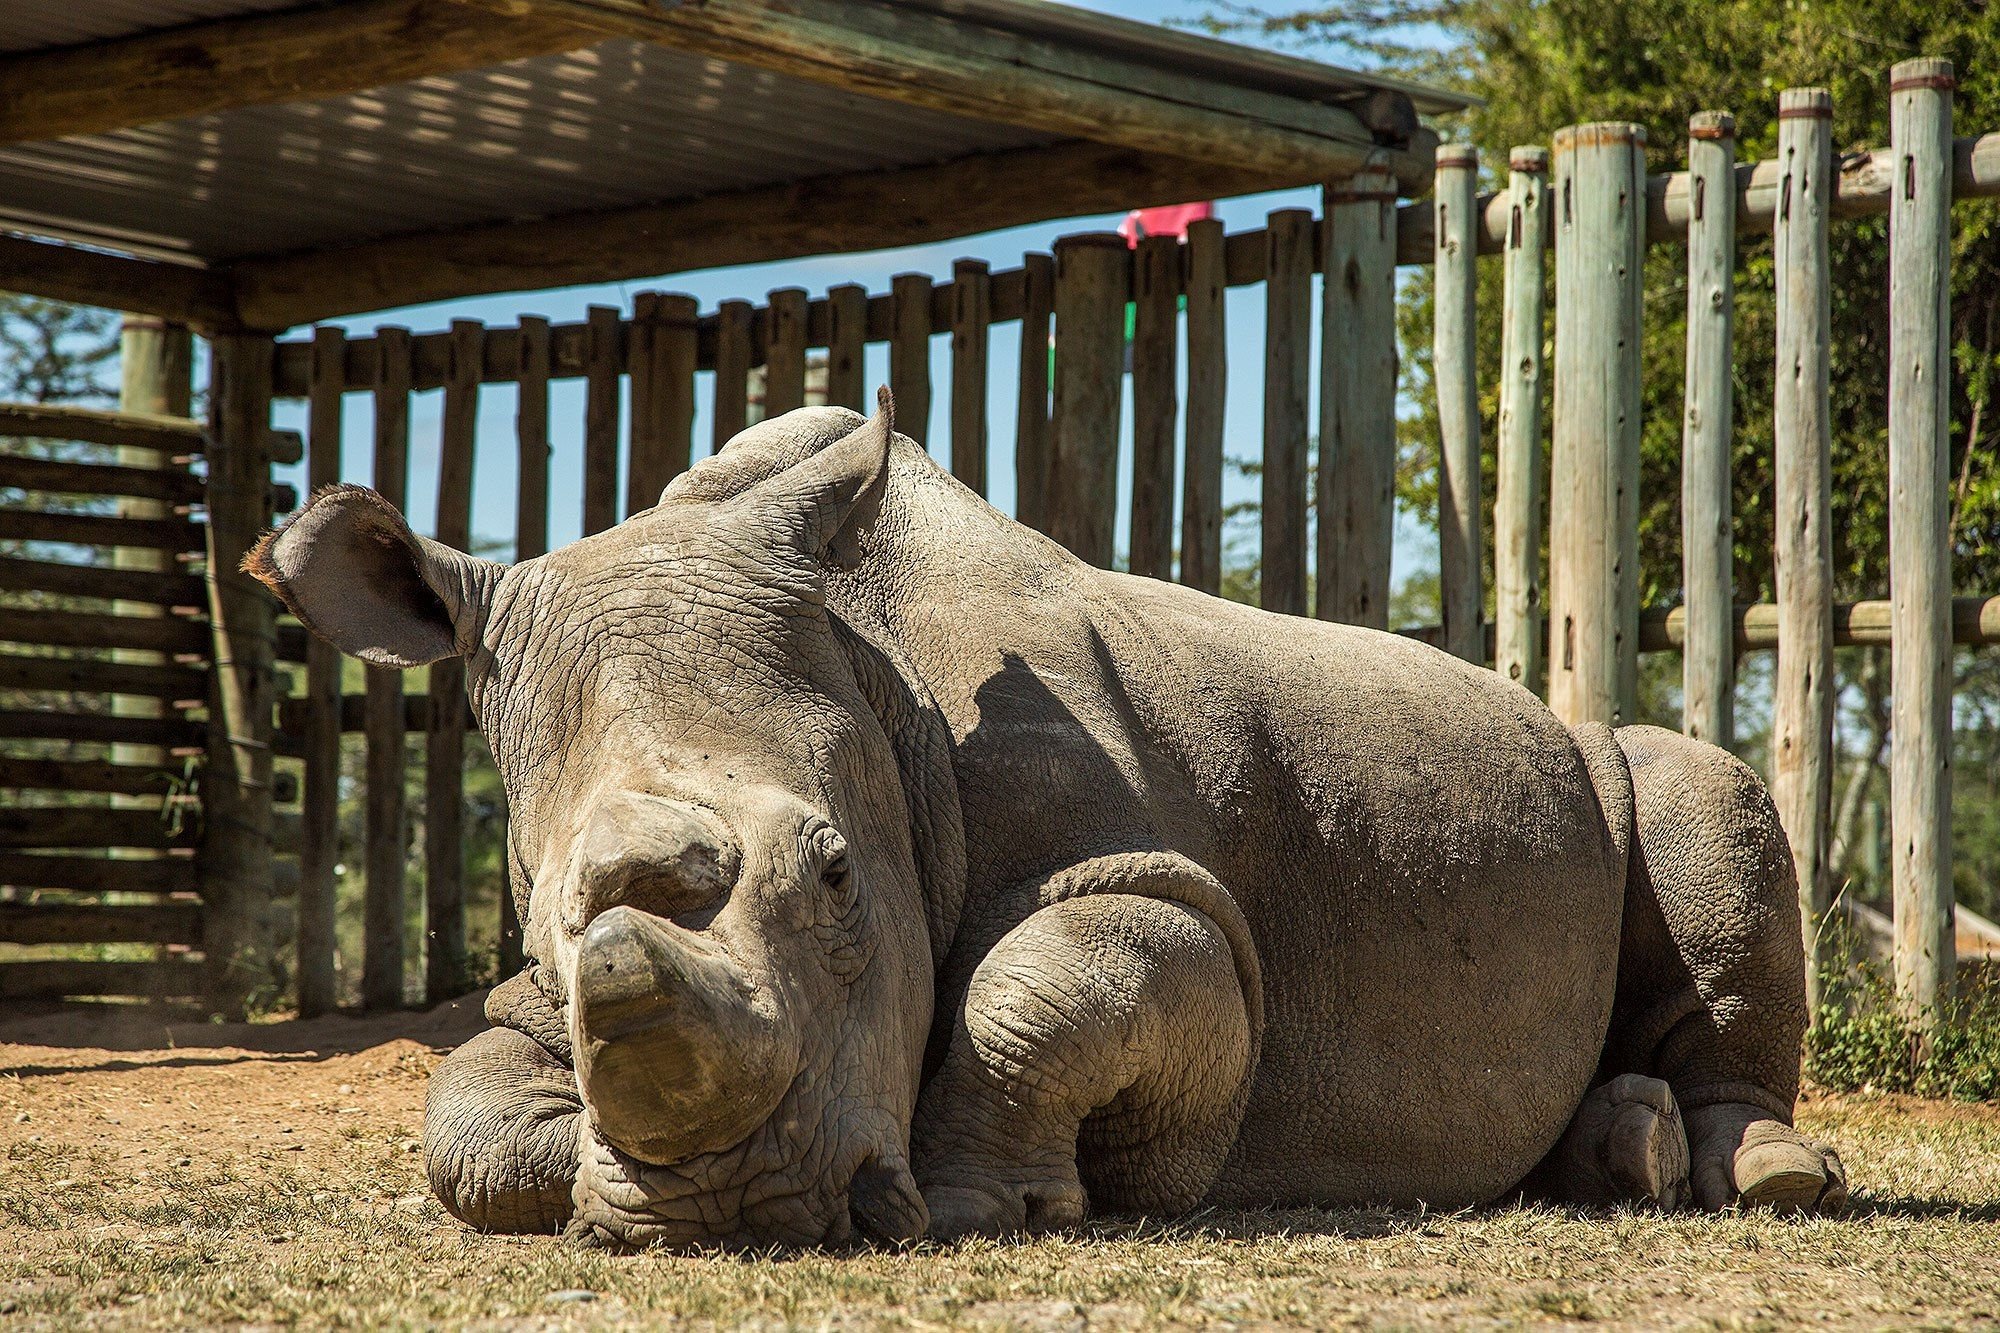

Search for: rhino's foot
xmin=1686 ymin=1102 xmax=1848 ymax=1214
xmin=1546 ymin=1073 xmax=1690 ymax=1210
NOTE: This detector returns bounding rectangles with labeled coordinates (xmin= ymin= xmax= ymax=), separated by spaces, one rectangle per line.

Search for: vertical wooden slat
xmin=625 ymin=291 xmax=663 ymax=519
xmin=582 ymin=304 xmax=620 ymax=535
xmin=1889 ymin=58 xmax=1957 ymax=1017
xmin=1129 ymin=235 xmax=1179 ymax=581
xmin=765 ymin=287 xmax=809 ymax=418
xmin=201 ymin=332 xmax=277 ymax=1018
xmin=713 ymin=299 xmax=754 ymax=450
xmin=890 ymin=273 xmax=934 ymax=449
xmin=363 ymin=325 xmax=411 ymax=1011
xmin=299 ymin=325 xmax=344 ymax=1017
xmin=1772 ymin=87 xmax=1835 ymax=1004
xmin=424 ymin=319 xmax=479 ymax=1004
xmin=1048 ymin=233 xmax=1128 ymax=566
xmin=1015 ymin=253 xmax=1055 ymax=533
xmin=826 ymin=283 xmax=869 ymax=413
xmin=629 ymin=293 xmax=696 ymax=510
xmin=1318 ymin=171 xmax=1399 ymax=626
xmin=1262 ymin=208 xmax=1313 ymax=616
xmin=1182 ymin=220 xmax=1226 ymax=595
xmin=950 ymin=259 xmax=992 ymax=496
xmin=1682 ymin=114 xmax=1738 ymax=745
xmin=1435 ymin=146 xmax=1484 ymax=661
xmin=502 ymin=316 xmax=548 ymax=978
xmin=515 ymin=316 xmax=552 ymax=563
xmin=1550 ymin=124 xmax=1647 ymax=727
xmin=1494 ymin=152 xmax=1550 ymax=688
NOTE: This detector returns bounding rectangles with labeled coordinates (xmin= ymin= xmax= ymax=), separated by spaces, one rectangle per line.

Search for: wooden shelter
xmin=0 ymin=0 xmax=1468 ymax=1013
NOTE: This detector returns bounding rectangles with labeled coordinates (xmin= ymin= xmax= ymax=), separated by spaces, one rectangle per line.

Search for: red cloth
xmin=1118 ymin=202 xmax=1215 ymax=245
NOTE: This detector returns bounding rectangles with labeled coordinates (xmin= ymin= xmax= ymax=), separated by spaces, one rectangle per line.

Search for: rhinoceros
xmin=248 ymin=394 xmax=1845 ymax=1249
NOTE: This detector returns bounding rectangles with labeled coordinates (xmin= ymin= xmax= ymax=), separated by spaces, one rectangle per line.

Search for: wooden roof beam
xmin=227 ymin=139 xmax=1292 ymax=329
xmin=0 ymin=234 xmax=240 ymax=330
xmin=474 ymin=0 xmax=1435 ymax=193
xmin=0 ymin=0 xmax=599 ymax=146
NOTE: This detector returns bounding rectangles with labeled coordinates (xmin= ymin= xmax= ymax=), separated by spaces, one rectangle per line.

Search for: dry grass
xmin=3 ymin=1010 xmax=1997 ymax=1330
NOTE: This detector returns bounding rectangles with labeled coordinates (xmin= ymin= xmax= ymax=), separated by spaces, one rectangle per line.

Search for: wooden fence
xmin=5 ymin=58 xmax=1985 ymax=1018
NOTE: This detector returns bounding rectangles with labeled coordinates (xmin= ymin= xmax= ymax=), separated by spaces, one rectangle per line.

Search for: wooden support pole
xmin=1889 ymin=58 xmax=1957 ymax=1018
xmin=826 ymin=284 xmax=869 ymax=414
xmin=201 ymin=332 xmax=277 ymax=1018
xmin=890 ymin=274 xmax=934 ymax=449
xmin=950 ymin=259 xmax=992 ymax=497
xmin=1494 ymin=150 xmax=1550 ymax=687
xmin=713 ymin=299 xmax=754 ymax=451
xmin=1015 ymin=253 xmax=1055 ymax=534
xmin=1682 ymin=113 xmax=1739 ymax=748
xmin=424 ymin=319 xmax=480 ymax=1004
xmin=298 ymin=326 xmax=345 ymax=1018
xmin=1262 ymin=208 xmax=1314 ymax=616
xmin=363 ymin=326 xmax=412 ymax=1011
xmin=1550 ymin=124 xmax=1647 ymax=727
xmin=1773 ymin=88 xmax=1836 ymax=1005
xmin=765 ymin=287 xmax=809 ymax=418
xmin=1182 ymin=220 xmax=1227 ymax=596
xmin=1435 ymin=146 xmax=1484 ymax=660
xmin=1129 ymin=235 xmax=1180 ymax=581
xmin=1318 ymin=171 xmax=1399 ymax=627
xmin=1048 ymin=234 xmax=1128 ymax=567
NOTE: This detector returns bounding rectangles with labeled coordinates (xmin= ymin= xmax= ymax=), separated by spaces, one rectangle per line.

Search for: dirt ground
xmin=3 ymin=998 xmax=1998 ymax=1330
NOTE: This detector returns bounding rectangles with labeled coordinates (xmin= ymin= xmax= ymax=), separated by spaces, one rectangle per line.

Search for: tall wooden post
xmin=363 ymin=327 xmax=412 ymax=1010
xmin=1773 ymin=88 xmax=1835 ymax=1007
xmin=1494 ymin=150 xmax=1549 ymax=687
xmin=1181 ymin=220 xmax=1227 ymax=596
xmin=201 ymin=333 xmax=278 ymax=1018
xmin=1435 ymin=146 xmax=1484 ymax=661
xmin=1048 ymin=233 xmax=1128 ymax=567
xmin=1889 ymin=58 xmax=1957 ymax=1017
xmin=1550 ymin=124 xmax=1647 ymax=727
xmin=112 ymin=317 xmax=192 ymax=790
xmin=1318 ymin=171 xmax=1398 ymax=628
xmin=1682 ymin=112 xmax=1738 ymax=748
xmin=1262 ymin=208 xmax=1313 ymax=616
xmin=299 ymin=327 xmax=345 ymax=1017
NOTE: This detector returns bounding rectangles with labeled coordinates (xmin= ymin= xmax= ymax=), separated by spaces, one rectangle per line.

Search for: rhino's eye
xmin=808 ymin=823 xmax=849 ymax=889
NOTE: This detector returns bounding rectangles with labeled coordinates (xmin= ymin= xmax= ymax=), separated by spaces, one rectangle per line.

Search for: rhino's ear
xmin=739 ymin=388 xmax=894 ymax=569
xmin=244 ymin=484 xmax=501 ymax=668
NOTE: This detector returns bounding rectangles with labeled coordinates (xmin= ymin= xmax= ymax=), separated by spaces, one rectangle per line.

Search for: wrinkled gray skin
xmin=249 ymin=398 xmax=1845 ymax=1251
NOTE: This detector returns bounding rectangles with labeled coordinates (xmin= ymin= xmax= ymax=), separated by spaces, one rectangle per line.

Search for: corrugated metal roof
xmin=0 ymin=38 xmax=1055 ymax=262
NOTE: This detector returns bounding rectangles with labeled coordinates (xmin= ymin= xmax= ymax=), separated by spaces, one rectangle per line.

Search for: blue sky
xmin=270 ymin=0 xmax=1440 ymax=584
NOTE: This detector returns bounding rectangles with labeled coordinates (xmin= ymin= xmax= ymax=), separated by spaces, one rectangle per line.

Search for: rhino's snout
xmin=561 ymin=791 xmax=740 ymax=937
xmin=573 ymin=905 xmax=798 ymax=1165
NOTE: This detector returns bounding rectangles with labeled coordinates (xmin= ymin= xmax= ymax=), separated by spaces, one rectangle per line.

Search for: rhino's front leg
xmin=422 ymin=970 xmax=583 ymax=1235
xmin=912 ymin=883 xmax=1255 ymax=1239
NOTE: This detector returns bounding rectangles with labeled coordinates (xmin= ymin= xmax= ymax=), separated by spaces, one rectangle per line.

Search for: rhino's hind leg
xmin=911 ymin=888 xmax=1254 ymax=1240
xmin=422 ymin=972 xmax=584 ymax=1234
xmin=1602 ymin=725 xmax=1847 ymax=1214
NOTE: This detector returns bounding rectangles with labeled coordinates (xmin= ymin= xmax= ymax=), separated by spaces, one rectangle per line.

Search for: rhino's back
xmin=1090 ymin=574 xmax=1629 ymax=1207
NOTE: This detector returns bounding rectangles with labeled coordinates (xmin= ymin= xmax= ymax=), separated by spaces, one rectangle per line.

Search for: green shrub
xmin=1807 ymin=944 xmax=2000 ymax=1101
